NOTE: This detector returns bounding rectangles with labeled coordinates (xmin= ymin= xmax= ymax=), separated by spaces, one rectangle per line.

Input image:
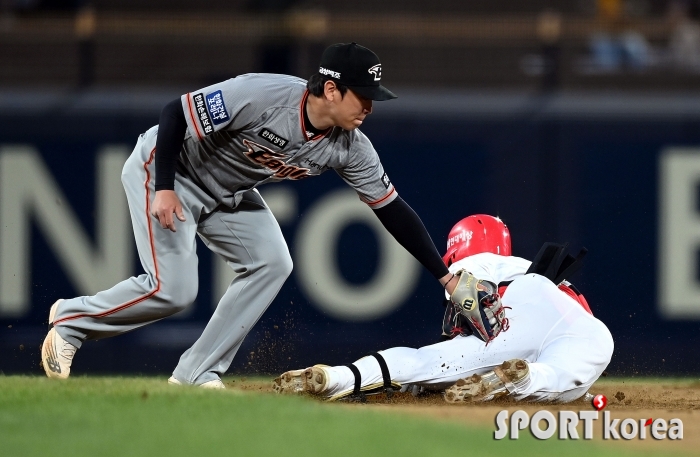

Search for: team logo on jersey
xmin=192 ymin=93 xmax=214 ymax=135
xmin=303 ymin=158 xmax=331 ymax=171
xmin=368 ymin=64 xmax=382 ymax=81
xmin=205 ymin=90 xmax=230 ymax=126
xmin=381 ymin=172 xmax=391 ymax=189
xmin=258 ymin=128 xmax=289 ymax=149
xmin=243 ymin=140 xmax=310 ymax=180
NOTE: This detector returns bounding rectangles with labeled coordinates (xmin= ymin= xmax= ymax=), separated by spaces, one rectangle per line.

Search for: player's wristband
xmin=442 ymin=273 xmax=456 ymax=289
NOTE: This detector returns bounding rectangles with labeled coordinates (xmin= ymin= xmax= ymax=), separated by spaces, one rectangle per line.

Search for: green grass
xmin=0 ymin=376 xmax=684 ymax=457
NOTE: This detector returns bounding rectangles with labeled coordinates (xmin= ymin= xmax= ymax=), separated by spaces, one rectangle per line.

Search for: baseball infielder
xmin=275 ymin=215 xmax=614 ymax=403
xmin=41 ymin=43 xmax=467 ymax=387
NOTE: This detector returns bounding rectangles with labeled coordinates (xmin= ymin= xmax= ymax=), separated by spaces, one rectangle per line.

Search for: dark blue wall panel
xmin=1 ymin=105 xmax=699 ymax=377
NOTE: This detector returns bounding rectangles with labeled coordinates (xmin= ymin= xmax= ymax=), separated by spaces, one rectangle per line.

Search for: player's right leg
xmin=171 ymin=191 xmax=293 ymax=386
xmin=480 ymin=274 xmax=614 ymax=403
xmin=42 ymin=127 xmax=216 ymax=379
xmin=446 ymin=275 xmax=614 ymax=403
xmin=515 ymin=314 xmax=614 ymax=402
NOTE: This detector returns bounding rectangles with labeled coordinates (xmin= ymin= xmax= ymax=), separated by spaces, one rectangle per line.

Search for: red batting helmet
xmin=442 ymin=215 xmax=512 ymax=266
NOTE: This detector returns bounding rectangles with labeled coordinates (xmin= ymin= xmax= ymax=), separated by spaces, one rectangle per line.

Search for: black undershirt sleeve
xmin=154 ymin=98 xmax=188 ymax=191
xmin=373 ymin=196 xmax=449 ymax=280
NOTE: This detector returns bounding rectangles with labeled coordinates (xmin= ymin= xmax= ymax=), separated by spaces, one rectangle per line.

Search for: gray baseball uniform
xmin=51 ymin=74 xmax=398 ymax=385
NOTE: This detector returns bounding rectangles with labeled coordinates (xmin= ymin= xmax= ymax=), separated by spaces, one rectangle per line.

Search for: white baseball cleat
xmin=41 ymin=328 xmax=77 ymax=380
xmin=444 ymin=359 xmax=530 ymax=403
xmin=273 ymin=365 xmax=329 ymax=395
xmin=41 ymin=299 xmax=77 ymax=380
xmin=168 ymin=376 xmax=226 ymax=389
xmin=200 ymin=379 xmax=226 ymax=389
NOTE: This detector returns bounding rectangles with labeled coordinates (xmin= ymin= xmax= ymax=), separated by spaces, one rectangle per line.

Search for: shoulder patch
xmin=258 ymin=128 xmax=289 ymax=149
xmin=381 ymin=172 xmax=391 ymax=189
xmin=192 ymin=93 xmax=214 ymax=135
xmin=205 ymin=90 xmax=230 ymax=125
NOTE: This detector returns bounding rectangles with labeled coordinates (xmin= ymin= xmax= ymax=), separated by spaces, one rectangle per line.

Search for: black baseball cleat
xmin=444 ymin=359 xmax=530 ymax=403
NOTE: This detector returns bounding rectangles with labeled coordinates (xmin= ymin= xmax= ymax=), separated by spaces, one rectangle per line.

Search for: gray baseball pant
xmin=53 ymin=126 xmax=293 ymax=385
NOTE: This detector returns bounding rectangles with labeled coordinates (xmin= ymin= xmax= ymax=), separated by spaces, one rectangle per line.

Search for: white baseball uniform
xmin=316 ymin=252 xmax=614 ymax=402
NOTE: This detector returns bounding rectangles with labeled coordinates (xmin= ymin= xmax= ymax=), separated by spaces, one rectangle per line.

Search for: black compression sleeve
xmin=373 ymin=197 xmax=449 ymax=280
xmin=154 ymin=98 xmax=187 ymax=191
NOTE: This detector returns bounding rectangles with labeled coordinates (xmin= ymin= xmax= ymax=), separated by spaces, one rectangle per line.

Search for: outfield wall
xmin=1 ymin=89 xmax=699 ymax=375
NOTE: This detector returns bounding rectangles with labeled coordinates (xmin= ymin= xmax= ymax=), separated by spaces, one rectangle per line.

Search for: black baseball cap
xmin=318 ymin=42 xmax=397 ymax=101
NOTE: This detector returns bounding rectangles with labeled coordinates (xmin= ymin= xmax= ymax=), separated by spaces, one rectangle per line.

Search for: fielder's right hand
xmin=151 ymin=190 xmax=186 ymax=232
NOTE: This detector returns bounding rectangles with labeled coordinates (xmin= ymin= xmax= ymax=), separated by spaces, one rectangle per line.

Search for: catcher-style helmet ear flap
xmin=443 ymin=215 xmax=512 ymax=266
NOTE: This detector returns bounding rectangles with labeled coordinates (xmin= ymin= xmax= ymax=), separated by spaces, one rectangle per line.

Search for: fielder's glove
xmin=448 ymin=270 xmax=508 ymax=343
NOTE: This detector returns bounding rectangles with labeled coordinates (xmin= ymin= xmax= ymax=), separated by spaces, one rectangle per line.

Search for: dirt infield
xmin=236 ymin=377 xmax=699 ymax=454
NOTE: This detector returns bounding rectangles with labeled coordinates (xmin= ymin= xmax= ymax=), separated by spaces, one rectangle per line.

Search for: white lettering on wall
xmin=294 ymin=188 xmax=420 ymax=321
xmin=659 ymin=147 xmax=700 ymax=319
xmin=0 ymin=145 xmax=132 ymax=317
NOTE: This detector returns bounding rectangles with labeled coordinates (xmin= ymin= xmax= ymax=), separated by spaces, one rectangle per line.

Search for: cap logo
xmin=368 ymin=64 xmax=382 ymax=81
xmin=319 ymin=67 xmax=341 ymax=79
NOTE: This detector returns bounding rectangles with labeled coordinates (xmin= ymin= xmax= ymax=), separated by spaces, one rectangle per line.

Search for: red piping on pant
xmin=53 ymin=148 xmax=162 ymax=325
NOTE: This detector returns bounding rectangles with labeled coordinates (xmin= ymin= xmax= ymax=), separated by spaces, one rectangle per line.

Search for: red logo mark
xmin=645 ymin=418 xmax=653 ymax=427
xmin=243 ymin=140 xmax=310 ymax=180
xmin=592 ymin=394 xmax=607 ymax=411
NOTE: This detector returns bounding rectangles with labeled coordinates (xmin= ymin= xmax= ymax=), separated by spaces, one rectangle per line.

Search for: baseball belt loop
xmin=369 ymin=352 xmax=395 ymax=399
xmin=344 ymin=363 xmax=366 ymax=403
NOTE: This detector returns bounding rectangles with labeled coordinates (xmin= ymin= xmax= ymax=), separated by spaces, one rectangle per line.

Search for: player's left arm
xmin=373 ymin=197 xmax=454 ymax=289
xmin=336 ymin=132 xmax=455 ymax=292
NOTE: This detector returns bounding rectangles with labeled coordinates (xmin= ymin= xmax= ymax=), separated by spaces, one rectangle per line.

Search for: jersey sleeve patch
xmin=381 ymin=172 xmax=391 ymax=189
xmin=206 ymin=90 xmax=230 ymax=125
xmin=192 ymin=93 xmax=214 ymax=135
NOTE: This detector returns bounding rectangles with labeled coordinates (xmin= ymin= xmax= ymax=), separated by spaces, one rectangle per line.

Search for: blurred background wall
xmin=1 ymin=0 xmax=700 ymax=376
